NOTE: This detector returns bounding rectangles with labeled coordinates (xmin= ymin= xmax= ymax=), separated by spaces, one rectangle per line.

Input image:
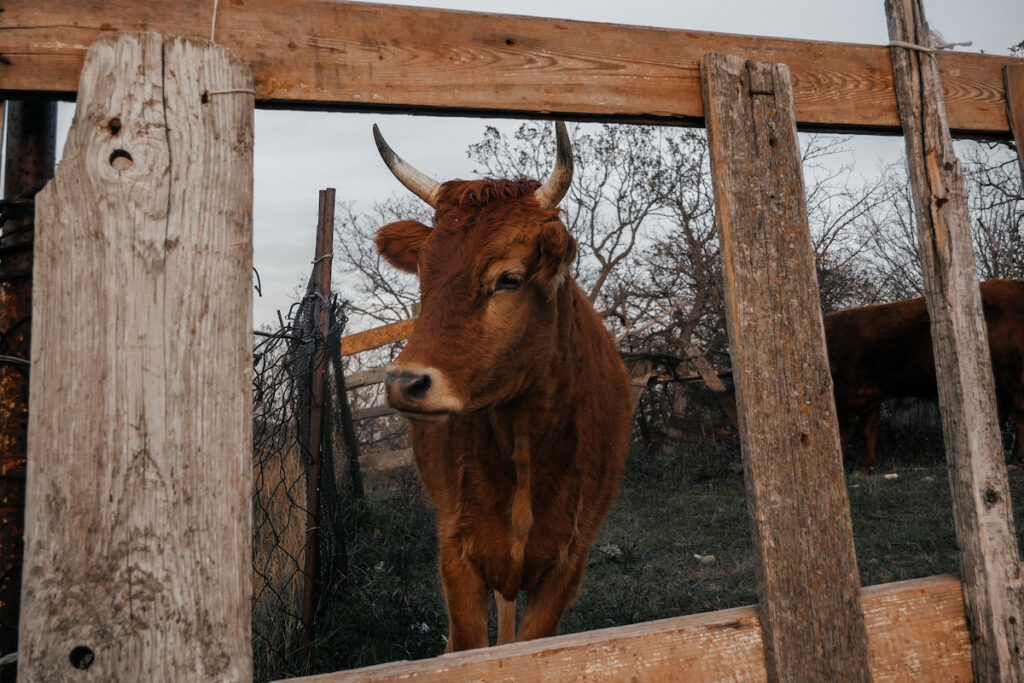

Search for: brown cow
xmin=371 ymin=122 xmax=632 ymax=651
xmin=825 ymin=279 xmax=1024 ymax=472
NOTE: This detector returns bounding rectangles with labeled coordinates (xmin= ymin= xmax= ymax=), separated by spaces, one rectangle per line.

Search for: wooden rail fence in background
xmin=337 ymin=319 xmax=417 ymax=490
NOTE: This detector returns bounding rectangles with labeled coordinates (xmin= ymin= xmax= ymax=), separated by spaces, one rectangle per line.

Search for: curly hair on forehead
xmin=437 ymin=178 xmax=542 ymax=207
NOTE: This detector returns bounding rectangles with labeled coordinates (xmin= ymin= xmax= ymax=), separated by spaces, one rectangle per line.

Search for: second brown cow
xmin=372 ymin=122 xmax=632 ymax=651
xmin=825 ymin=279 xmax=1024 ymax=472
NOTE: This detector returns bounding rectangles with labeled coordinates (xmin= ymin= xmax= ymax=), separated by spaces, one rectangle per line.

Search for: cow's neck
xmin=485 ymin=280 xmax=583 ymax=583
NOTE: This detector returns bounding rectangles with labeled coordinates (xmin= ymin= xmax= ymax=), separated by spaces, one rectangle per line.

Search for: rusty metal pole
xmin=0 ymin=99 xmax=56 ymax=680
xmin=301 ymin=188 xmax=335 ymax=667
xmin=0 ymin=100 xmax=55 ymax=671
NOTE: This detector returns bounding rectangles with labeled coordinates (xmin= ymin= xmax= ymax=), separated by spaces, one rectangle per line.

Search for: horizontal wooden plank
xmin=279 ymin=574 xmax=970 ymax=682
xmin=2 ymin=1 xmax=1020 ymax=136
xmin=343 ymin=366 xmax=385 ymax=389
xmin=360 ymin=448 xmax=413 ymax=474
xmin=339 ymin=318 xmax=414 ymax=356
xmin=352 ymin=404 xmax=395 ymax=421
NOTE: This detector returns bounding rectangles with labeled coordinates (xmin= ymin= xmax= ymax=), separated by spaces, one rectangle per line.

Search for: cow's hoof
xmin=858 ymin=465 xmax=875 ymax=475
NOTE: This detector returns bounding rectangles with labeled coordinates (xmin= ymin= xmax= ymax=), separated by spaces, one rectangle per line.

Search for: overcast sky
xmin=53 ymin=0 xmax=1023 ymax=329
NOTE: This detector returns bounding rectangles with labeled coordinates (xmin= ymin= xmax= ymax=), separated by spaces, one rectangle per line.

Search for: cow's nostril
xmin=385 ymin=370 xmax=433 ymax=405
xmin=401 ymin=373 xmax=432 ymax=402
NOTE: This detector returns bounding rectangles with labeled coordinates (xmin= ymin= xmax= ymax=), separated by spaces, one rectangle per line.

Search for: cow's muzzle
xmin=383 ymin=364 xmax=465 ymax=423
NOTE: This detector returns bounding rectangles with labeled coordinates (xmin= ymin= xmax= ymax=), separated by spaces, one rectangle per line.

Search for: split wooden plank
xmin=352 ymin=404 xmax=396 ymax=422
xmin=360 ymin=448 xmax=414 ymax=474
xmin=886 ymin=2 xmax=1024 ymax=680
xmin=0 ymin=98 xmax=57 ymax=669
xmin=1 ymin=0 xmax=1020 ymax=137
xmin=280 ymin=574 xmax=971 ymax=682
xmin=626 ymin=359 xmax=656 ymax=413
xmin=357 ymin=448 xmax=414 ymax=495
xmin=340 ymin=318 xmax=415 ymax=356
xmin=20 ymin=31 xmax=253 ymax=679
xmin=1006 ymin=63 xmax=1024 ymax=178
xmin=700 ymin=53 xmax=870 ymax=680
xmin=685 ymin=345 xmax=740 ymax=428
xmin=343 ymin=366 xmax=386 ymax=390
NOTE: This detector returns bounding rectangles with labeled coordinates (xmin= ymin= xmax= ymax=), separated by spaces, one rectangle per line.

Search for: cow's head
xmin=374 ymin=122 xmax=576 ymax=423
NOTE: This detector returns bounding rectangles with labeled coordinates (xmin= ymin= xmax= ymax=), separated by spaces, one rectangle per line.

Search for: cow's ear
xmin=538 ymin=220 xmax=577 ymax=282
xmin=375 ymin=220 xmax=431 ymax=274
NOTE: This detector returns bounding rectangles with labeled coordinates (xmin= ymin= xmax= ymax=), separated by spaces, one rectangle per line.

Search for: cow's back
xmin=981 ymin=280 xmax=1024 ymax=413
xmin=826 ymin=279 xmax=1024 ymax=449
xmin=825 ymin=296 xmax=936 ymax=413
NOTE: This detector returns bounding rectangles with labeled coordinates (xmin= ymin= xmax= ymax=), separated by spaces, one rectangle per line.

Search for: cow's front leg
xmin=1010 ymin=398 xmax=1024 ymax=466
xmin=516 ymin=550 xmax=588 ymax=642
xmin=439 ymin=538 xmax=489 ymax=652
xmin=859 ymin=406 xmax=881 ymax=473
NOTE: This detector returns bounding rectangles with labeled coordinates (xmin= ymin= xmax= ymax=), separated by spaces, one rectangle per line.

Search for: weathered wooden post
xmin=0 ymin=98 xmax=56 ymax=679
xmin=19 ymin=32 xmax=254 ymax=679
xmin=301 ymin=187 xmax=336 ymax=662
xmin=701 ymin=53 xmax=872 ymax=680
xmin=887 ymin=1 xmax=1024 ymax=680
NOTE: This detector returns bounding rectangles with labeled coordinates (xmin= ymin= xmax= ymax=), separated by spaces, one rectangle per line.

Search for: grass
xmin=260 ymin=411 xmax=1024 ymax=680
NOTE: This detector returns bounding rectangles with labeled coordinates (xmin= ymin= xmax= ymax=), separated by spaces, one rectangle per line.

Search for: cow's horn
xmin=534 ymin=121 xmax=574 ymax=208
xmin=372 ymin=124 xmax=442 ymax=208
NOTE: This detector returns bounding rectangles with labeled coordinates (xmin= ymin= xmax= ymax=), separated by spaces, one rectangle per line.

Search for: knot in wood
xmin=69 ymin=645 xmax=95 ymax=670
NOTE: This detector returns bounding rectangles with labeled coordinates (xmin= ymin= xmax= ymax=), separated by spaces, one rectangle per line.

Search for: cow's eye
xmin=494 ymin=272 xmax=524 ymax=293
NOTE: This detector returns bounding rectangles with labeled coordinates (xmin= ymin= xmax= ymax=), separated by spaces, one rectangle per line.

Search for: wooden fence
xmin=337 ymin=320 xmax=417 ymax=491
xmin=3 ymin=0 xmax=1024 ymax=679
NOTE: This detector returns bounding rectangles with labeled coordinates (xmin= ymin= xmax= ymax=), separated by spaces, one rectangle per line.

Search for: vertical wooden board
xmin=1006 ymin=63 xmax=1024 ymax=179
xmin=700 ymin=53 xmax=871 ymax=681
xmin=0 ymin=99 xmax=57 ymax=669
xmin=20 ymin=31 xmax=253 ymax=680
xmin=886 ymin=2 xmax=1024 ymax=681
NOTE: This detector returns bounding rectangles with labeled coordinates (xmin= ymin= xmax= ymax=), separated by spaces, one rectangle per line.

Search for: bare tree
xmin=331 ymin=123 xmax=1024 ymax=451
xmin=801 ymin=135 xmax=897 ymax=312
xmin=860 ymin=139 xmax=1023 ymax=303
xmin=960 ymin=141 xmax=1024 ymax=280
xmin=468 ymin=123 xmax=666 ymax=309
xmin=333 ymin=196 xmax=428 ymax=329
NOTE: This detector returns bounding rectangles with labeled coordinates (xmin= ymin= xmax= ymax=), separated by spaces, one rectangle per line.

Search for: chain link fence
xmin=251 ymin=289 xmax=351 ymax=680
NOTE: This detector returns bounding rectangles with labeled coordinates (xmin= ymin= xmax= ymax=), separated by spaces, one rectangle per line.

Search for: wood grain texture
xmin=887 ymin=3 xmax=1024 ymax=681
xmin=20 ymin=31 xmax=253 ymax=679
xmin=343 ymin=366 xmax=385 ymax=390
xmin=360 ymin=448 xmax=413 ymax=473
xmin=301 ymin=187 xmax=336 ymax=658
xmin=340 ymin=318 xmax=415 ymax=356
xmin=1006 ymin=64 xmax=1024 ymax=178
xmin=352 ymin=404 xmax=397 ymax=422
xmin=0 ymin=99 xmax=56 ymax=669
xmin=357 ymin=449 xmax=413 ymax=495
xmin=1 ymin=0 xmax=1021 ymax=136
xmin=279 ymin=575 xmax=970 ymax=682
xmin=701 ymin=53 xmax=870 ymax=680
